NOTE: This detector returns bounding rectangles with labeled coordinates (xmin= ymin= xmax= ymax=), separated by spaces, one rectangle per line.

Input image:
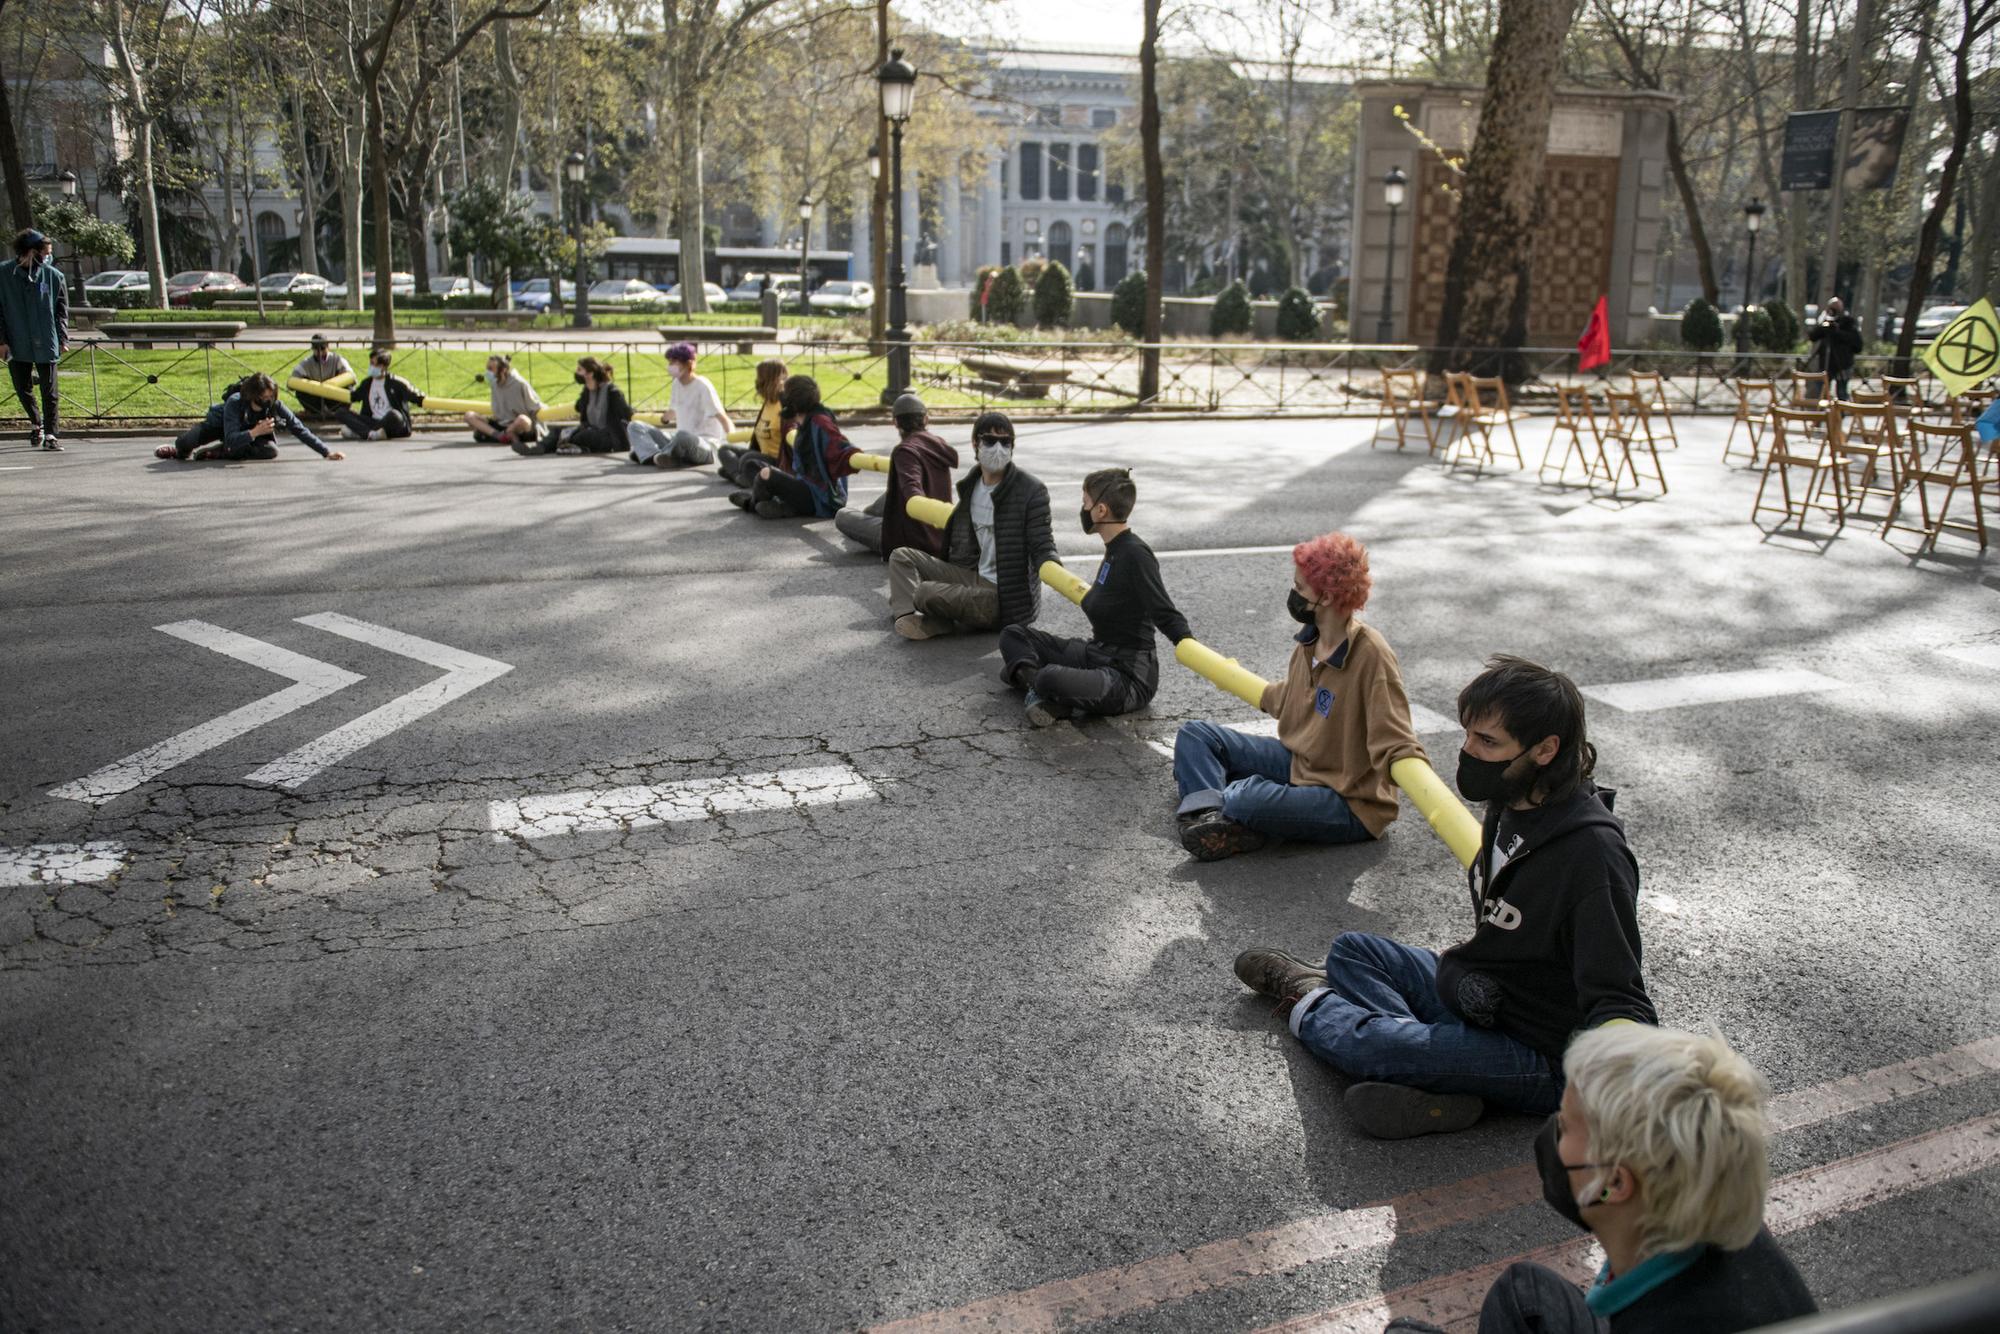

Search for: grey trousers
xmin=834 ymin=493 xmax=887 ymax=553
xmin=887 ymin=548 xmax=999 ymax=632
xmin=627 ymin=421 xmax=716 ymax=466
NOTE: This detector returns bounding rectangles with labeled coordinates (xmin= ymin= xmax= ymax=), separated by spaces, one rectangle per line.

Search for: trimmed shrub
xmin=1209 ymin=279 xmax=1253 ymax=337
xmin=1743 ymin=307 xmax=1775 ymax=351
xmin=1032 ymin=259 xmax=1074 ymax=327
xmin=1275 ymin=286 xmax=1322 ymax=341
xmin=971 ymin=264 xmax=1006 ymax=319
xmin=1110 ymin=270 xmax=1148 ymax=336
xmin=1681 ymin=296 xmax=1724 ymax=352
xmin=1017 ymin=254 xmax=1049 ymax=290
xmin=1758 ymin=297 xmax=1799 ymax=352
xmin=985 ymin=265 xmax=1027 ymax=324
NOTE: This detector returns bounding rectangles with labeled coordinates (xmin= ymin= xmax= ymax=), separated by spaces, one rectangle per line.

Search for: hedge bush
xmin=1032 ymin=260 xmax=1074 ymax=327
xmin=1758 ymin=297 xmax=1799 ymax=352
xmin=1681 ymin=297 xmax=1724 ymax=352
xmin=1275 ymin=286 xmax=1321 ymax=341
xmin=1110 ymin=271 xmax=1148 ymax=336
xmin=985 ymin=266 xmax=1027 ymax=324
xmin=971 ymin=264 xmax=1005 ymax=319
xmin=1209 ymin=279 xmax=1253 ymax=337
xmin=1743 ymin=307 xmax=1775 ymax=352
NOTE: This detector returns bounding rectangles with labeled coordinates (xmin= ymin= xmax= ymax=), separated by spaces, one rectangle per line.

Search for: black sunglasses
xmin=977 ymin=433 xmax=1014 ymax=446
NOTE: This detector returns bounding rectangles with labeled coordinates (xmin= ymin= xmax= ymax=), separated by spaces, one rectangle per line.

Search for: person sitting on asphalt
xmin=336 ymin=348 xmax=425 ymax=440
xmin=998 ymin=467 xmax=1191 ymax=727
xmin=1386 ymin=1025 xmax=1816 ymax=1334
xmin=833 ymin=392 xmax=958 ymax=558
xmin=524 ymin=356 xmax=631 ymax=456
xmin=886 ymin=411 xmax=1056 ymax=640
xmin=155 ymin=372 xmax=346 ymax=462
xmin=716 ymin=358 xmax=786 ymax=486
xmin=0 ymin=227 xmax=67 ymax=452
xmin=1173 ymin=531 xmax=1423 ymax=861
xmin=630 ymin=341 xmax=731 ymax=469
xmin=292 ymin=334 xmax=352 ymax=421
xmin=731 ymin=374 xmax=858 ymax=519
xmin=465 ymin=354 xmax=543 ymax=446
xmin=1232 ymin=654 xmax=1655 ymax=1140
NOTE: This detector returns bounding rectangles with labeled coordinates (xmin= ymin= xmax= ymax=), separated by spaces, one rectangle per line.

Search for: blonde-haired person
xmin=1386 ymin=1026 xmax=1816 ymax=1334
xmin=716 ymin=358 xmax=786 ymax=486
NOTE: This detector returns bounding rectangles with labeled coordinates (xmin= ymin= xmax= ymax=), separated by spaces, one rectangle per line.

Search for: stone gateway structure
xmin=1348 ymin=81 xmax=1675 ymax=348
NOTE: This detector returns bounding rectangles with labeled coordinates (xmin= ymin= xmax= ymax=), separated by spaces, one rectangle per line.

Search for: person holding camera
xmin=1807 ymin=297 xmax=1863 ymax=402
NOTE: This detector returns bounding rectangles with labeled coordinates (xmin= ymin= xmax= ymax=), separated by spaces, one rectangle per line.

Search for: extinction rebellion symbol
xmin=1923 ymin=298 xmax=2000 ymax=395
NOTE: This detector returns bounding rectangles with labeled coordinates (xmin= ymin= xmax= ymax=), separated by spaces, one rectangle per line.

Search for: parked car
xmin=726 ymin=273 xmax=801 ymax=302
xmin=166 ymin=270 xmax=247 ymax=305
xmin=586 ymin=277 xmax=667 ymax=308
xmin=1911 ymin=304 xmax=1968 ymax=342
xmin=808 ymin=280 xmax=875 ymax=313
xmin=429 ymin=275 xmax=493 ymax=298
xmin=660 ymin=281 xmax=729 ymax=307
xmin=324 ymin=271 xmax=417 ymax=298
xmin=82 ymin=269 xmax=150 ymax=299
xmin=513 ymin=277 xmax=576 ymax=312
xmin=257 ymin=271 xmax=331 ymax=295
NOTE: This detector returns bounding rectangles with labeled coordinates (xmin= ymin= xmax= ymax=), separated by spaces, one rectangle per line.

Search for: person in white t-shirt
xmin=628 ymin=341 xmax=733 ymax=468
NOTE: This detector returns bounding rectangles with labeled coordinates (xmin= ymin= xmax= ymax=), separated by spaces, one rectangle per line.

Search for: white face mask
xmin=977 ymin=442 xmax=1013 ymax=474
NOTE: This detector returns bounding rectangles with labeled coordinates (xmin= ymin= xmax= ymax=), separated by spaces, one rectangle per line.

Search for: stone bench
xmin=441 ymin=308 xmax=541 ymax=328
xmin=213 ymin=299 xmax=292 ymax=311
xmin=658 ymin=325 xmax=777 ymax=355
xmin=97 ymin=321 xmax=248 ymax=348
xmin=68 ymin=305 xmax=116 ymax=329
xmin=959 ymin=354 xmax=1072 ymax=399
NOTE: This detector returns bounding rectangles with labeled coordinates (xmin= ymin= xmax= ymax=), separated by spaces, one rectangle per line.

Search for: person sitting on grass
xmin=731 ymin=375 xmax=858 ymax=519
xmin=1231 ymin=655 xmax=1655 ymax=1140
xmin=464 ymin=354 xmax=543 ymax=446
xmin=833 ymin=392 xmax=958 ymax=559
xmin=998 ymin=467 xmax=1191 ymax=727
xmin=336 ymin=348 xmax=425 ymax=440
xmin=716 ymin=358 xmax=786 ymax=485
xmin=1172 ymin=531 xmax=1424 ymax=861
xmin=291 ymin=334 xmax=352 ymax=421
xmin=1387 ymin=1026 xmax=1816 ymax=1334
xmin=155 ymin=372 xmax=346 ymax=462
xmin=629 ymin=341 xmax=732 ymax=469
xmin=886 ymin=412 xmax=1056 ymax=641
xmin=523 ymin=356 xmax=631 ymax=456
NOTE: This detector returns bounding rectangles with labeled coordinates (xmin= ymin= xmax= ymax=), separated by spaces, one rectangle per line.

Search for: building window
xmin=1001 ymin=156 xmax=1010 ymax=201
xmin=1077 ymin=144 xmax=1099 ymax=202
xmin=1048 ymin=220 xmax=1072 ymax=272
xmin=1092 ymin=108 xmax=1117 ymax=129
xmin=1001 ymin=241 xmax=1011 ymax=267
xmin=1019 ymin=142 xmax=1042 ymax=201
xmin=1106 ymin=170 xmax=1126 ymax=206
xmin=1036 ymin=104 xmax=1060 ymax=127
xmin=1048 ymin=143 xmax=1071 ymax=201
xmin=1104 ymin=222 xmax=1129 ymax=288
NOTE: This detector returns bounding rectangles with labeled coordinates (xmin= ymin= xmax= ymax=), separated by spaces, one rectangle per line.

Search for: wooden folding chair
xmin=1372 ymin=370 xmax=1435 ymax=452
xmin=1828 ymin=400 xmax=1902 ymax=521
xmin=1596 ymin=390 xmax=1669 ymax=495
xmin=1539 ymin=385 xmax=1602 ymax=487
xmin=1883 ymin=420 xmax=1989 ymax=551
xmin=1626 ymin=370 xmax=1679 ymax=447
xmin=1753 ymin=404 xmax=1846 ymax=531
xmin=1789 ymin=370 xmax=1829 ymax=408
xmin=1447 ymin=376 xmax=1527 ymax=474
xmin=1848 ymin=387 xmax=1890 ymax=406
xmin=1724 ymin=379 xmax=1777 ymax=466
xmin=1431 ymin=371 xmax=1472 ymax=457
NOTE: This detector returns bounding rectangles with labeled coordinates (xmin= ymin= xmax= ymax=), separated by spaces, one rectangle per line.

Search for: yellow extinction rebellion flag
xmin=1922 ymin=297 xmax=2000 ymax=396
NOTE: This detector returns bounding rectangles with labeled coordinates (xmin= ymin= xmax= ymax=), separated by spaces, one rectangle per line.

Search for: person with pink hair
xmin=1172 ymin=530 xmax=1426 ymax=861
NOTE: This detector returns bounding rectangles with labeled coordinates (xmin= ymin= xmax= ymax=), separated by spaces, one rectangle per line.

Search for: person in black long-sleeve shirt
xmin=998 ymin=467 xmax=1192 ymax=726
xmin=155 ymin=372 xmax=345 ymax=462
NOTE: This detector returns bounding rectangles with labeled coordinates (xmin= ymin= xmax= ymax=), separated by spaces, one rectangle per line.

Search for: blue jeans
xmin=1294 ymin=932 xmax=1561 ymax=1113
xmin=1172 ymin=719 xmax=1373 ymax=844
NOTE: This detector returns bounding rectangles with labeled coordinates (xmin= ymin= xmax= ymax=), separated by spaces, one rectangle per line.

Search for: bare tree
xmin=0 ymin=0 xmax=34 ymax=230
xmin=1140 ymin=0 xmax=1166 ymax=403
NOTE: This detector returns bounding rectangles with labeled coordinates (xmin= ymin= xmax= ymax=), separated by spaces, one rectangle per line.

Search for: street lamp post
xmin=797 ymin=196 xmax=815 ymax=317
xmin=1736 ymin=198 xmax=1766 ymax=356
xmin=53 ymin=170 xmax=78 ymax=292
xmin=1375 ymin=166 xmax=1407 ymax=344
xmin=565 ymin=151 xmax=592 ymax=330
xmin=877 ymin=47 xmax=917 ymax=403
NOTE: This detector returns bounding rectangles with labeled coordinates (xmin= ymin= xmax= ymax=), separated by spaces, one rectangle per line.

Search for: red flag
xmin=1577 ymin=295 xmax=1611 ymax=371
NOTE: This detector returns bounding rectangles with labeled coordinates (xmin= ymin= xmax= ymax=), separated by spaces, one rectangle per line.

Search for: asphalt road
xmin=2 ymin=413 xmax=1996 ymax=1332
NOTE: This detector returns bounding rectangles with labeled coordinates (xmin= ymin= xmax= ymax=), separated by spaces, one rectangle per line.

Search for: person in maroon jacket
xmin=835 ymin=393 xmax=960 ymax=558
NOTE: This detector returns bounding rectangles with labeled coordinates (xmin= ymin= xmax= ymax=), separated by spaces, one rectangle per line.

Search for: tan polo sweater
xmin=1258 ymin=619 xmax=1428 ymax=837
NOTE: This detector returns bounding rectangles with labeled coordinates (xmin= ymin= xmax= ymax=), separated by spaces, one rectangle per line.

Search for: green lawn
xmin=97 ymin=307 xmax=851 ymax=332
xmin=19 ymin=342 xmax=1131 ymax=423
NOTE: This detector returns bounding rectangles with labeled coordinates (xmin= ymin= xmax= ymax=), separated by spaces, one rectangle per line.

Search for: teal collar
xmin=1587 ymin=1246 xmax=1705 ymax=1317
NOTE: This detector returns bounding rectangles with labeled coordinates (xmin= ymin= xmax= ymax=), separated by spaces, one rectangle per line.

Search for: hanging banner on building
xmin=1844 ymin=106 xmax=1911 ymax=190
xmin=1781 ymin=111 xmax=1842 ymax=190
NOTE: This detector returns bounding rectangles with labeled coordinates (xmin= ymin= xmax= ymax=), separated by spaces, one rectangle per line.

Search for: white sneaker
xmin=367 ymin=429 xmax=384 ymax=441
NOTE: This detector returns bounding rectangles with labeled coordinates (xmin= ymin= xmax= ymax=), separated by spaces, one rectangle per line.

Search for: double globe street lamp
xmin=877 ymin=47 xmax=916 ymax=403
xmin=798 ymin=196 xmax=815 ymax=316
xmin=1736 ymin=198 xmax=1766 ymax=355
xmin=565 ymin=150 xmax=592 ymax=330
xmin=1375 ymin=166 xmax=1407 ymax=344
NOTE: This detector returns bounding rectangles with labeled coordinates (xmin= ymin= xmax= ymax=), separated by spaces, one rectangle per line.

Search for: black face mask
xmin=1457 ymin=747 xmax=1541 ymax=805
xmin=1080 ymin=504 xmax=1097 ymax=534
xmin=1287 ymin=590 xmax=1317 ymax=624
xmin=1535 ymin=1115 xmax=1604 ymax=1232
xmin=574 ymin=371 xmax=587 ymax=385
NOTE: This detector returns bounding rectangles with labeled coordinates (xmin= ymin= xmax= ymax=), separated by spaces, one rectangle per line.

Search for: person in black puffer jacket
xmin=887 ymin=411 xmax=1057 ymax=638
xmin=1806 ymin=298 xmax=1864 ymax=401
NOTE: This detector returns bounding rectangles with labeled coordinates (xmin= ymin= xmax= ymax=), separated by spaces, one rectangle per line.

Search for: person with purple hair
xmin=628 ymin=341 xmax=733 ymax=468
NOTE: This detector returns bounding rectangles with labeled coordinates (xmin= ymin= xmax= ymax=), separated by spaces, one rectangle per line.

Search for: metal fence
xmin=13 ymin=334 xmax=1949 ymax=426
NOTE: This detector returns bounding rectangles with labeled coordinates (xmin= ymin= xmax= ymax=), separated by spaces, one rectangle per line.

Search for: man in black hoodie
xmin=1806 ymin=297 xmax=1864 ymax=401
xmin=1232 ymin=655 xmax=1656 ymax=1139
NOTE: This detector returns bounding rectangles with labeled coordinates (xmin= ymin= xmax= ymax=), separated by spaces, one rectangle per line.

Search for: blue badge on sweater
xmin=1095 ymin=561 xmax=1111 ymax=585
xmin=1315 ymin=687 xmax=1334 ymax=717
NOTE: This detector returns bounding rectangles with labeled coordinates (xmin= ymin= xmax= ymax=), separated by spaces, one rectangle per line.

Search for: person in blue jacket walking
xmin=0 ymin=229 xmax=69 ymax=451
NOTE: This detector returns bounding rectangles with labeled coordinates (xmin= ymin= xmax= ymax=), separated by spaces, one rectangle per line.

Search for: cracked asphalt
xmin=2 ymin=415 xmax=1997 ymax=1331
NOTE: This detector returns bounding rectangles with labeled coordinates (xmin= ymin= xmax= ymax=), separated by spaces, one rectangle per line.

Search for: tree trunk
xmin=493 ymin=20 xmax=522 ymax=190
xmin=1138 ymin=0 xmax=1165 ymax=403
xmin=1891 ymin=1 xmax=1988 ymax=374
xmin=675 ymin=87 xmax=710 ymax=313
xmin=1783 ymin=0 xmax=1814 ymax=312
xmin=870 ymin=0 xmax=887 ymax=346
xmin=0 ymin=36 xmax=34 ymax=231
xmin=291 ymin=96 xmax=320 ymax=275
xmin=367 ymin=74 xmax=397 ymax=344
xmin=106 ymin=5 xmax=168 ymax=307
xmin=341 ymin=127 xmax=365 ymax=310
xmin=1430 ymin=0 xmax=1580 ymax=380
xmin=1969 ymin=138 xmax=2000 ymax=301
xmin=1664 ymin=111 xmax=1718 ymax=304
